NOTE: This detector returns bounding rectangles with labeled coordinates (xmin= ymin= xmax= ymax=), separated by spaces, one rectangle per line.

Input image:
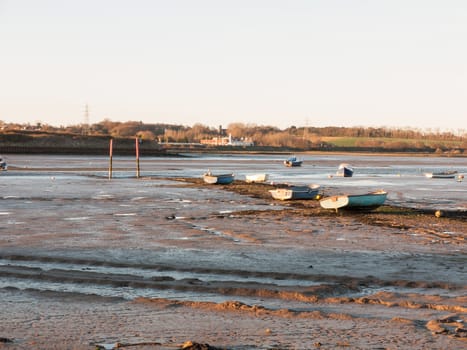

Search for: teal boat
xmin=320 ymin=190 xmax=388 ymax=212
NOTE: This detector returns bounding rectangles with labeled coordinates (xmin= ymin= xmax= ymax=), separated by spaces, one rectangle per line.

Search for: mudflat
xmin=0 ymin=157 xmax=466 ymax=349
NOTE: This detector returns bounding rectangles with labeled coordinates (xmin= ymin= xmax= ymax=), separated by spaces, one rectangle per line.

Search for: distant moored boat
xmin=424 ymin=170 xmax=458 ymax=179
xmin=0 ymin=157 xmax=7 ymax=171
xmin=336 ymin=163 xmax=353 ymax=177
xmin=284 ymin=156 xmax=302 ymax=167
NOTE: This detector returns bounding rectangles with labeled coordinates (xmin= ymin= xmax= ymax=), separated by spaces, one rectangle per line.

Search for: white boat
xmin=245 ymin=173 xmax=269 ymax=183
xmin=269 ymin=184 xmax=320 ymax=200
xmin=320 ymin=190 xmax=388 ymax=212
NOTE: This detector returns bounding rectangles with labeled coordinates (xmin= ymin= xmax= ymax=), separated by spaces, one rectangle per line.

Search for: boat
xmin=0 ymin=157 xmax=6 ymax=171
xmin=319 ymin=190 xmax=388 ymax=212
xmin=424 ymin=170 xmax=458 ymax=179
xmin=269 ymin=184 xmax=320 ymax=200
xmin=245 ymin=173 xmax=269 ymax=183
xmin=335 ymin=163 xmax=353 ymax=177
xmin=284 ymin=156 xmax=302 ymax=167
xmin=203 ymin=171 xmax=235 ymax=184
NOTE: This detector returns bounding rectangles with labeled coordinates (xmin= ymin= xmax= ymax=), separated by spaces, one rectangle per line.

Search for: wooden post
xmin=135 ymin=137 xmax=140 ymax=178
xmin=108 ymin=139 xmax=113 ymax=179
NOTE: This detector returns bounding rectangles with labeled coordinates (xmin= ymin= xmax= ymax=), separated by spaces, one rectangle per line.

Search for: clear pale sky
xmin=1 ymin=0 xmax=466 ymax=131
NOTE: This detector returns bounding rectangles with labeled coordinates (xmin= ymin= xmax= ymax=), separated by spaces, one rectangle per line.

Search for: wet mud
xmin=0 ymin=161 xmax=466 ymax=349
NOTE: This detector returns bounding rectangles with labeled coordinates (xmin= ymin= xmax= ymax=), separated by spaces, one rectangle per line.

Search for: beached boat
xmin=269 ymin=184 xmax=320 ymax=200
xmin=284 ymin=156 xmax=302 ymax=167
xmin=245 ymin=173 xmax=269 ymax=183
xmin=320 ymin=190 xmax=388 ymax=211
xmin=0 ymin=157 xmax=7 ymax=171
xmin=335 ymin=163 xmax=353 ymax=177
xmin=203 ymin=171 xmax=235 ymax=184
xmin=424 ymin=170 xmax=458 ymax=179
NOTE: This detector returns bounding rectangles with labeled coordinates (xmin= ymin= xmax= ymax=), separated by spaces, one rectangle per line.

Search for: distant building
xmin=200 ymin=134 xmax=254 ymax=147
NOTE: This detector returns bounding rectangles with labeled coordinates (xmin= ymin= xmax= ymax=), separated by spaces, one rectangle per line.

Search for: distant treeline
xmin=1 ymin=120 xmax=466 ymax=153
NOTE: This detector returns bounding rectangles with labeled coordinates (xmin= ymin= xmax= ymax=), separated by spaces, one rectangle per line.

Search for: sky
xmin=1 ymin=0 xmax=466 ymax=132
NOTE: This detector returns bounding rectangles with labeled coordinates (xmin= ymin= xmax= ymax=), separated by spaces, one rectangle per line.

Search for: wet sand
xmin=0 ymin=162 xmax=466 ymax=349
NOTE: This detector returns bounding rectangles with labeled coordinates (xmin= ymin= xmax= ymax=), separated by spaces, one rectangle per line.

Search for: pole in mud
xmin=108 ymin=138 xmax=113 ymax=180
xmin=135 ymin=137 xmax=140 ymax=178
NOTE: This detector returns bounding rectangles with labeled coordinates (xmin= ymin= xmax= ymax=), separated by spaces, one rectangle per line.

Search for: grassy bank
xmin=0 ymin=130 xmax=465 ymax=157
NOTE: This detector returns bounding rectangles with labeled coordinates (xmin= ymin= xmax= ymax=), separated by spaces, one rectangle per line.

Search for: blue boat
xmin=203 ymin=171 xmax=235 ymax=184
xmin=284 ymin=156 xmax=302 ymax=167
xmin=320 ymin=190 xmax=388 ymax=212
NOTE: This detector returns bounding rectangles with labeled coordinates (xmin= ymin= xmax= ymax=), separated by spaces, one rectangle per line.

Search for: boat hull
xmin=425 ymin=171 xmax=458 ymax=179
xmin=336 ymin=163 xmax=353 ymax=177
xmin=203 ymin=173 xmax=235 ymax=184
xmin=284 ymin=161 xmax=302 ymax=167
xmin=245 ymin=173 xmax=268 ymax=183
xmin=269 ymin=185 xmax=320 ymax=200
xmin=319 ymin=195 xmax=349 ymax=209
xmin=320 ymin=190 xmax=387 ymax=211
xmin=284 ymin=157 xmax=302 ymax=167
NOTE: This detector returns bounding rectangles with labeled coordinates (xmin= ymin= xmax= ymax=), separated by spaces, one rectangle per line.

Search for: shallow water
xmin=4 ymin=153 xmax=467 ymax=210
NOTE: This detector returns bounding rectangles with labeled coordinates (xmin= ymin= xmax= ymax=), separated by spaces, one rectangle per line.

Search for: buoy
xmin=435 ymin=210 xmax=442 ymax=218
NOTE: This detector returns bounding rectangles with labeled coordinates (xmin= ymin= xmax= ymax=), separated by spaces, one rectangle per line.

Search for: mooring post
xmin=135 ymin=137 xmax=140 ymax=178
xmin=108 ymin=138 xmax=113 ymax=180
